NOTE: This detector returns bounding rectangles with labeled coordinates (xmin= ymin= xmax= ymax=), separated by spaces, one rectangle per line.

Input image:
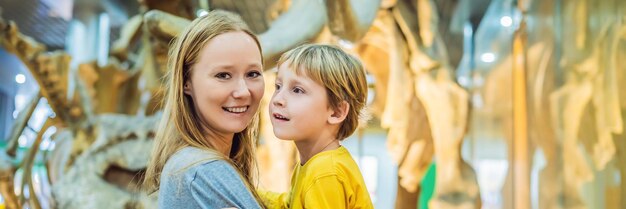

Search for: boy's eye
xmin=247 ymin=71 xmax=262 ymax=78
xmin=275 ymin=83 xmax=281 ymax=90
xmin=215 ymin=72 xmax=232 ymax=79
xmin=292 ymin=87 xmax=305 ymax=94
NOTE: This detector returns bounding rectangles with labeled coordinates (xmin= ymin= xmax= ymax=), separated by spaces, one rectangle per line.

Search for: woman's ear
xmin=328 ymin=101 xmax=350 ymax=125
xmin=183 ymin=81 xmax=192 ymax=96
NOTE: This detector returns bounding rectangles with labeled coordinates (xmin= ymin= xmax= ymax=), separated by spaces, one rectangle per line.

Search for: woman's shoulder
xmin=162 ymin=146 xmax=226 ymax=176
xmin=158 ymin=148 xmax=261 ymax=209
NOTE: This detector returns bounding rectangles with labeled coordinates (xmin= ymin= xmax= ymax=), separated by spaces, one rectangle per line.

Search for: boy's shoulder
xmin=302 ymin=146 xmax=359 ymax=178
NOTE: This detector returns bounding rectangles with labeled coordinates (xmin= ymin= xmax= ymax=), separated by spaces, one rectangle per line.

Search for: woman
xmin=143 ymin=10 xmax=265 ymax=209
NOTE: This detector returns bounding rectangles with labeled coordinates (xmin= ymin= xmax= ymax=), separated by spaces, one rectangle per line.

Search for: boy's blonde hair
xmin=277 ymin=44 xmax=368 ymax=140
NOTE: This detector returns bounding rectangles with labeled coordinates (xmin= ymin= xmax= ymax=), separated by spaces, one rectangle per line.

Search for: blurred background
xmin=0 ymin=0 xmax=625 ymax=208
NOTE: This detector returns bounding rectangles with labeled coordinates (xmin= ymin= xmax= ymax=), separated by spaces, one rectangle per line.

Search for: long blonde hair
xmin=143 ymin=10 xmax=263 ymax=200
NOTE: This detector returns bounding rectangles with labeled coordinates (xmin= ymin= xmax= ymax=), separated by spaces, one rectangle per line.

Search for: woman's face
xmin=184 ymin=31 xmax=264 ymax=136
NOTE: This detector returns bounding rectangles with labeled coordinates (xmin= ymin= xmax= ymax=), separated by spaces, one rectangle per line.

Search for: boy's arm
xmin=303 ymin=175 xmax=349 ymax=209
xmin=258 ymin=190 xmax=289 ymax=209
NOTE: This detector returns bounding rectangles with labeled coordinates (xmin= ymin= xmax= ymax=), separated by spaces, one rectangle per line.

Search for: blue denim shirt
xmin=157 ymin=146 xmax=262 ymax=209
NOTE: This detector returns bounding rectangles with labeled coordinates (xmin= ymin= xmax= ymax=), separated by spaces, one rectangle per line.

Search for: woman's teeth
xmin=225 ymin=106 xmax=247 ymax=113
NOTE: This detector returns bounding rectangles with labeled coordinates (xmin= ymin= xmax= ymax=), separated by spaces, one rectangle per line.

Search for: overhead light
xmin=481 ymin=53 xmax=496 ymax=63
xmin=15 ymin=74 xmax=25 ymax=84
xmin=500 ymin=16 xmax=513 ymax=27
xmin=197 ymin=9 xmax=209 ymax=17
xmin=337 ymin=39 xmax=354 ymax=50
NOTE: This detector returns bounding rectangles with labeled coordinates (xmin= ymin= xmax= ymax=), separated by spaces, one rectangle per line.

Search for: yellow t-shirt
xmin=260 ymin=146 xmax=373 ymax=209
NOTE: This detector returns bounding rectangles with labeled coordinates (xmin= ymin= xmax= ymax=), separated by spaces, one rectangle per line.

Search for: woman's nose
xmin=232 ymin=79 xmax=251 ymax=98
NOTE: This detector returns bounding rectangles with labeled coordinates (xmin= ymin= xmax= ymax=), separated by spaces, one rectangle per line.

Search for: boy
xmin=262 ymin=44 xmax=373 ymax=209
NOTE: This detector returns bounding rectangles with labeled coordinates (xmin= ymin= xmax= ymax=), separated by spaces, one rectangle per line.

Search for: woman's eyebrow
xmin=247 ymin=63 xmax=263 ymax=69
xmin=208 ymin=64 xmax=236 ymax=70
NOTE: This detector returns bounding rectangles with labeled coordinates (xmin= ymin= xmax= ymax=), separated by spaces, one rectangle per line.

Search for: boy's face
xmin=269 ymin=64 xmax=334 ymax=141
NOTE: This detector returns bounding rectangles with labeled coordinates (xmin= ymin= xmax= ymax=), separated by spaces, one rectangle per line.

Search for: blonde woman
xmin=143 ymin=10 xmax=264 ymax=209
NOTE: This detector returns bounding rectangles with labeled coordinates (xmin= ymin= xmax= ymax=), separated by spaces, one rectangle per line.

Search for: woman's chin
xmin=226 ymin=125 xmax=249 ymax=134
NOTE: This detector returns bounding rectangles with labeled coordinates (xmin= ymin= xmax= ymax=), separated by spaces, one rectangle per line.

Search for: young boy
xmin=261 ymin=44 xmax=373 ymax=209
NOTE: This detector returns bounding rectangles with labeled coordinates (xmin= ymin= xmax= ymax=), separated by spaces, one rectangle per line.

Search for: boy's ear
xmin=328 ymin=101 xmax=349 ymax=125
xmin=183 ymin=81 xmax=192 ymax=96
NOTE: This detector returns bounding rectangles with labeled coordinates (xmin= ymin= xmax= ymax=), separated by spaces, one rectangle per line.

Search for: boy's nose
xmin=272 ymin=99 xmax=284 ymax=107
xmin=271 ymin=92 xmax=285 ymax=107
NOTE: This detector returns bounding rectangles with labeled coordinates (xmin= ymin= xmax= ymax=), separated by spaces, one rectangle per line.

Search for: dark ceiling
xmin=0 ymin=0 xmax=139 ymax=50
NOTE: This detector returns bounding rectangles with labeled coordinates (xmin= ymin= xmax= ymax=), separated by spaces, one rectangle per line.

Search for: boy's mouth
xmin=273 ymin=113 xmax=290 ymax=121
xmin=223 ymin=106 xmax=249 ymax=113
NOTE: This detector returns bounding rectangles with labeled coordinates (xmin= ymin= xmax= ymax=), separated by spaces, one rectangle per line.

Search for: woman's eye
xmin=215 ymin=72 xmax=232 ymax=79
xmin=247 ymin=71 xmax=262 ymax=78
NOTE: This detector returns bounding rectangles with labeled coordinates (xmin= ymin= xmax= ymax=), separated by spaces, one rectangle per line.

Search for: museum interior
xmin=0 ymin=0 xmax=625 ymax=208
